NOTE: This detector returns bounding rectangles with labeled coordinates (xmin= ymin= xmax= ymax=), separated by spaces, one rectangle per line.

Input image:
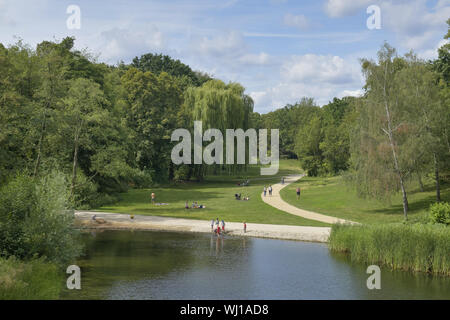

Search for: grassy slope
xmin=97 ymin=160 xmax=329 ymax=227
xmin=280 ymin=175 xmax=449 ymax=225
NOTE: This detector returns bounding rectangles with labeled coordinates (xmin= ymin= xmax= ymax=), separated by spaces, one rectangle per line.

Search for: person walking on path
xmin=151 ymin=192 xmax=155 ymax=204
xmin=268 ymin=185 xmax=272 ymax=196
xmin=243 ymin=221 xmax=247 ymax=233
xmin=296 ymin=187 xmax=301 ymax=200
xmin=263 ymin=186 xmax=267 ymax=197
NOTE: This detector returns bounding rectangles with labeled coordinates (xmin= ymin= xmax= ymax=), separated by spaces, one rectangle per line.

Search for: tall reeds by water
xmin=329 ymin=223 xmax=450 ymax=276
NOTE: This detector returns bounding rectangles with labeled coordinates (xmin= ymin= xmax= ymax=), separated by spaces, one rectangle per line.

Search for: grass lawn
xmin=280 ymin=175 xmax=449 ymax=225
xmin=96 ymin=160 xmax=329 ymax=227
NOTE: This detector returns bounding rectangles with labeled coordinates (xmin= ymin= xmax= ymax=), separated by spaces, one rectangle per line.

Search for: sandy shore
xmin=75 ymin=211 xmax=331 ymax=243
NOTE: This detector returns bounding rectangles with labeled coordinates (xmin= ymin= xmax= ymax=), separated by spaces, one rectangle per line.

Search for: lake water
xmin=61 ymin=230 xmax=450 ymax=300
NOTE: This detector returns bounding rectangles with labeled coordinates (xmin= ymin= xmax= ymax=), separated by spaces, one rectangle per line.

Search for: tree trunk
xmin=417 ymin=172 xmax=424 ymax=192
xmin=433 ymin=152 xmax=441 ymax=202
xmin=70 ymin=126 xmax=81 ymax=198
xmin=33 ymin=108 xmax=47 ymax=177
xmin=382 ymin=63 xmax=408 ymax=219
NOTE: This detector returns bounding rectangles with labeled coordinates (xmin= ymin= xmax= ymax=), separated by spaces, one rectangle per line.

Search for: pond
xmin=61 ymin=230 xmax=450 ymax=300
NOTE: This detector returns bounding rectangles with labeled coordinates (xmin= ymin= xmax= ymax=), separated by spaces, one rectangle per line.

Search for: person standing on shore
xmin=211 ymin=219 xmax=214 ymax=231
xmin=296 ymin=187 xmax=301 ymax=200
xmin=243 ymin=221 xmax=247 ymax=233
xmin=221 ymin=219 xmax=225 ymax=232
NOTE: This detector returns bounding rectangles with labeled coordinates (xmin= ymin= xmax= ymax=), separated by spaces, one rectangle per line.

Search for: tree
xmin=397 ymin=53 xmax=445 ymax=202
xmin=132 ymin=53 xmax=210 ymax=87
xmin=295 ymin=116 xmax=323 ymax=176
xmin=183 ymin=80 xmax=254 ymax=177
xmin=121 ymin=68 xmax=183 ymax=182
xmin=355 ymin=44 xmax=411 ymax=219
xmin=61 ymin=78 xmax=108 ymax=197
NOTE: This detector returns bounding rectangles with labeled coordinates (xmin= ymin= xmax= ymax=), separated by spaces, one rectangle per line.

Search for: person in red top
xmin=243 ymin=221 xmax=247 ymax=233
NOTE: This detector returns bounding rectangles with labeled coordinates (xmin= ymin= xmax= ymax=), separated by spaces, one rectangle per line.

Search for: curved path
xmin=261 ymin=174 xmax=358 ymax=225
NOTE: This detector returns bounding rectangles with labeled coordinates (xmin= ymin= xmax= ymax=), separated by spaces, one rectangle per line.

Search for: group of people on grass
xmin=237 ymin=179 xmax=250 ymax=186
xmin=235 ymin=193 xmax=250 ymax=201
xmin=185 ymin=201 xmax=205 ymax=209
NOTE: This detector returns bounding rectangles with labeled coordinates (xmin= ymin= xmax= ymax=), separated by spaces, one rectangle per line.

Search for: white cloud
xmin=190 ymin=31 xmax=246 ymax=59
xmin=94 ymin=25 xmax=165 ymax=63
xmin=380 ymin=0 xmax=450 ymax=50
xmin=249 ymin=54 xmax=364 ymax=112
xmin=419 ymin=39 xmax=449 ymax=60
xmin=324 ymin=0 xmax=373 ymax=18
xmin=283 ymin=14 xmax=311 ymax=30
xmin=238 ymin=52 xmax=272 ymax=65
xmin=324 ymin=0 xmax=450 ymax=51
xmin=281 ymin=54 xmax=361 ymax=84
xmin=340 ymin=89 xmax=364 ymax=97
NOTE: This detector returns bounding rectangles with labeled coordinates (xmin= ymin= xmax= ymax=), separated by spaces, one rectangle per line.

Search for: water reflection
xmin=61 ymin=230 xmax=450 ymax=300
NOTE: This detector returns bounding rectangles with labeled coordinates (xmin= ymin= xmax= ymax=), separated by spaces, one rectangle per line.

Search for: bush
xmin=429 ymin=202 xmax=450 ymax=225
xmin=70 ymin=170 xmax=99 ymax=209
xmin=173 ymin=165 xmax=190 ymax=181
xmin=0 ymin=171 xmax=83 ymax=265
xmin=0 ymin=256 xmax=62 ymax=300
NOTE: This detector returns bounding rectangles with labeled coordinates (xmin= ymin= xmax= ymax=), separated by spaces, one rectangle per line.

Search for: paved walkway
xmin=75 ymin=211 xmax=331 ymax=243
xmin=261 ymin=174 xmax=357 ymax=225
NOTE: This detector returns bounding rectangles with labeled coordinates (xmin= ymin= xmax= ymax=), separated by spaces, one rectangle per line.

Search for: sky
xmin=0 ymin=0 xmax=449 ymax=113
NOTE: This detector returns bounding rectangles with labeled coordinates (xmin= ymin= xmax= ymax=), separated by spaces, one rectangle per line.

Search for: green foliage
xmin=0 ymin=256 xmax=62 ymax=300
xmin=132 ymin=53 xmax=210 ymax=86
xmin=183 ymin=79 xmax=254 ymax=176
xmin=0 ymin=171 xmax=82 ymax=265
xmin=429 ymin=202 xmax=450 ymax=225
xmin=121 ymin=68 xmax=184 ymax=182
xmin=329 ymin=223 xmax=450 ymax=275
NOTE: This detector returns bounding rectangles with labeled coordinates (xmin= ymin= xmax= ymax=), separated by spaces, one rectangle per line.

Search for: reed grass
xmin=0 ymin=257 xmax=63 ymax=299
xmin=329 ymin=223 xmax=450 ymax=276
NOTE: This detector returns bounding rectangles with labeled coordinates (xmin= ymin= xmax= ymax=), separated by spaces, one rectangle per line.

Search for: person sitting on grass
xmin=185 ymin=201 xmax=189 ymax=209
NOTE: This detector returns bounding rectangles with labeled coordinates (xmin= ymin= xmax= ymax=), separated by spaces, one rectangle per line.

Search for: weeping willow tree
xmin=184 ymin=80 xmax=254 ymax=177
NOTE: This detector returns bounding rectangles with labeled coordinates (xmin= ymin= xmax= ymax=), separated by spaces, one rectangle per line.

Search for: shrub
xmin=429 ymin=202 xmax=450 ymax=225
xmin=0 ymin=171 xmax=83 ymax=265
xmin=70 ymin=170 xmax=99 ymax=209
